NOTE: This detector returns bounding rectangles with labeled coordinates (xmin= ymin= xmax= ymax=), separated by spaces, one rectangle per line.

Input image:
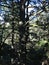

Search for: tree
xmin=0 ymin=0 xmax=49 ymax=65
xmin=0 ymin=0 xmax=30 ymax=65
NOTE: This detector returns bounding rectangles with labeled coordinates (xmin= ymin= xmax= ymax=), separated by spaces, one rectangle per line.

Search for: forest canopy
xmin=0 ymin=0 xmax=49 ymax=65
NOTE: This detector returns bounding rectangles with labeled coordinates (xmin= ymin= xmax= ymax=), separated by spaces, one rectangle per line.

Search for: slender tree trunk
xmin=19 ymin=0 xmax=29 ymax=65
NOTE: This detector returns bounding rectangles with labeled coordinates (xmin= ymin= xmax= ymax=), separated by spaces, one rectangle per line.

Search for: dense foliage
xmin=0 ymin=0 xmax=49 ymax=65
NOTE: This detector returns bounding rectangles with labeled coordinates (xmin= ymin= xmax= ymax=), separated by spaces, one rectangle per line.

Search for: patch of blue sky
xmin=29 ymin=0 xmax=42 ymax=13
xmin=0 ymin=10 xmax=3 ymax=15
xmin=0 ymin=9 xmax=5 ymax=16
xmin=30 ymin=0 xmax=42 ymax=3
xmin=28 ymin=0 xmax=43 ymax=21
xmin=30 ymin=0 xmax=42 ymax=6
xmin=0 ymin=14 xmax=4 ymax=24
xmin=14 ymin=0 xmax=20 ymax=2
xmin=0 ymin=1 xmax=3 ymax=4
xmin=28 ymin=7 xmax=37 ymax=13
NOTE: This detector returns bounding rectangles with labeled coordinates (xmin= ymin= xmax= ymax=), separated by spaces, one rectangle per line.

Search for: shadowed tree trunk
xmin=19 ymin=0 xmax=29 ymax=65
